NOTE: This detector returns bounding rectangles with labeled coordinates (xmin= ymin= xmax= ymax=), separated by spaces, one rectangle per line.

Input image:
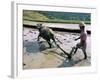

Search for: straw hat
xmin=79 ymin=21 xmax=86 ymax=27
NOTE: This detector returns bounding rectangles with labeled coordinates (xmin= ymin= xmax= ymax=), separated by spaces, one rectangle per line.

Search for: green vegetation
xmin=23 ymin=10 xmax=48 ymax=21
xmin=23 ymin=10 xmax=91 ymax=24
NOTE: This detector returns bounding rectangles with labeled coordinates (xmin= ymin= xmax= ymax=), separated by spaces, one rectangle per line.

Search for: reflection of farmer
xmin=73 ymin=21 xmax=87 ymax=59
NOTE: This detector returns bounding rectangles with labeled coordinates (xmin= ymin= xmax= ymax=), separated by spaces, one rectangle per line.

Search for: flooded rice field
xmin=23 ymin=27 xmax=91 ymax=69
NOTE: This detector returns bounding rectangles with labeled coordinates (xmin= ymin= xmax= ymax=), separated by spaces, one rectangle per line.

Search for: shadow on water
xmin=23 ymin=40 xmax=50 ymax=53
xmin=58 ymin=58 xmax=83 ymax=67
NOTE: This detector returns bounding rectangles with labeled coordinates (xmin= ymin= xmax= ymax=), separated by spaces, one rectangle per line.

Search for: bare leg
xmin=82 ymin=48 xmax=87 ymax=59
xmin=73 ymin=43 xmax=80 ymax=54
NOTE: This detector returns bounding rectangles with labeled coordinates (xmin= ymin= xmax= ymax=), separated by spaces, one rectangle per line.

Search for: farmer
xmin=73 ymin=21 xmax=87 ymax=59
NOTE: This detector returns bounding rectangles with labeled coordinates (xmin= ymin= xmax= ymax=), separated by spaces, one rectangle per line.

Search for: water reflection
xmin=23 ymin=41 xmax=40 ymax=53
xmin=23 ymin=40 xmax=50 ymax=53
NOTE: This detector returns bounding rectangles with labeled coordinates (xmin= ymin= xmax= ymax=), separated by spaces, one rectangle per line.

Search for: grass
xmin=23 ymin=10 xmax=91 ymax=24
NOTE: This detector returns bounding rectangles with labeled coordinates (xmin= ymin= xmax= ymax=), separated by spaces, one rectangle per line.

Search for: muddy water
xmin=23 ymin=27 xmax=78 ymax=53
xmin=23 ymin=27 xmax=91 ymax=69
xmin=23 ymin=27 xmax=91 ymax=54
